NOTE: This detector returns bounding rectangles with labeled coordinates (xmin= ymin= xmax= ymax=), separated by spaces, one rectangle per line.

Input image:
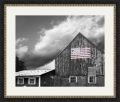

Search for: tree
xmin=16 ymin=56 xmax=26 ymax=72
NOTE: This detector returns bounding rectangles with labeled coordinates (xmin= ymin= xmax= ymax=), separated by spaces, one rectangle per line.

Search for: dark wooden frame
xmin=0 ymin=0 xmax=119 ymax=102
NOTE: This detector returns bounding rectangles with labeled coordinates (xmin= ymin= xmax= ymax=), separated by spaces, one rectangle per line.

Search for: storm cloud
xmin=16 ymin=38 xmax=29 ymax=59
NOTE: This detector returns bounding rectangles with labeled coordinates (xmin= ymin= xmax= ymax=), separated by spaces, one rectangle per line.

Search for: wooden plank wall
xmin=55 ymin=45 xmax=70 ymax=77
xmin=55 ymin=33 xmax=104 ymax=77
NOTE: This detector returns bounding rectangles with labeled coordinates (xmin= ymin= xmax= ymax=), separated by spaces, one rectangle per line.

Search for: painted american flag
xmin=71 ymin=48 xmax=91 ymax=59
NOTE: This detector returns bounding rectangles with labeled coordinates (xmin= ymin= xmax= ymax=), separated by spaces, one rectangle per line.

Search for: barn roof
xmin=78 ymin=32 xmax=104 ymax=53
xmin=54 ymin=32 xmax=104 ymax=59
xmin=15 ymin=69 xmax=54 ymax=76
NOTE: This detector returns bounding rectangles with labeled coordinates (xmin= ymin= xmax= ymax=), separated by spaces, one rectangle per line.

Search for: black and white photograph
xmin=15 ymin=15 xmax=105 ymax=87
xmin=5 ymin=5 xmax=115 ymax=97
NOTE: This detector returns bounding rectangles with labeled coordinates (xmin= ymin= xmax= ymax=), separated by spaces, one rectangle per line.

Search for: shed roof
xmin=16 ymin=69 xmax=54 ymax=76
xmin=16 ymin=59 xmax=55 ymax=76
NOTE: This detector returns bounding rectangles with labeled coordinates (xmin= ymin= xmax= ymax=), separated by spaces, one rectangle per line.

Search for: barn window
xmin=88 ymin=76 xmax=96 ymax=84
xmin=17 ymin=78 xmax=24 ymax=84
xmin=28 ymin=78 xmax=36 ymax=85
xmin=69 ymin=76 xmax=77 ymax=83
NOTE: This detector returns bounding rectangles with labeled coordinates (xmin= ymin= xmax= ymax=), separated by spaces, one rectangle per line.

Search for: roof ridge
xmin=54 ymin=32 xmax=104 ymax=60
xmin=54 ymin=32 xmax=80 ymax=59
xmin=16 ymin=69 xmax=54 ymax=72
xmin=78 ymin=32 xmax=104 ymax=53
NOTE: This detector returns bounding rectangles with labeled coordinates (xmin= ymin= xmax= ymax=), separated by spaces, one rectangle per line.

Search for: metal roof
xmin=36 ymin=60 xmax=55 ymax=70
xmin=16 ymin=69 xmax=54 ymax=76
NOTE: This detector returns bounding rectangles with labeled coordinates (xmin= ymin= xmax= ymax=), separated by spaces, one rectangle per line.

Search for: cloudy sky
xmin=16 ymin=15 xmax=104 ymax=70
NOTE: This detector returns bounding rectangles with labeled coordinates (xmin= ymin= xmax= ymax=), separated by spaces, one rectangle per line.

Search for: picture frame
xmin=0 ymin=0 xmax=119 ymax=101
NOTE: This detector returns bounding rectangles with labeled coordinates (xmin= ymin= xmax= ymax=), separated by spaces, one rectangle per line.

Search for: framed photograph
xmin=4 ymin=4 xmax=116 ymax=98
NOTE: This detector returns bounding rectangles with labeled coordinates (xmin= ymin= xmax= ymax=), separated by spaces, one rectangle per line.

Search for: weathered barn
xmin=54 ymin=32 xmax=105 ymax=86
xmin=15 ymin=69 xmax=55 ymax=87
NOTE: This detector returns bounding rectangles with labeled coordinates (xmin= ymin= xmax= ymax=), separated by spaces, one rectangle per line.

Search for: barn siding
xmin=55 ymin=45 xmax=71 ymax=77
xmin=61 ymin=78 xmax=69 ymax=86
xmin=76 ymin=76 xmax=87 ymax=86
xmin=96 ymin=76 xmax=104 ymax=86
xmin=55 ymin=57 xmax=58 ymax=76
xmin=53 ymin=75 xmax=104 ymax=87
xmin=41 ymin=70 xmax=55 ymax=86
xmin=54 ymin=76 xmax=61 ymax=86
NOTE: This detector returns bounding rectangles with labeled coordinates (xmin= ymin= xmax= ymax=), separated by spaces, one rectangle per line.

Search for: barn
xmin=54 ymin=32 xmax=105 ymax=86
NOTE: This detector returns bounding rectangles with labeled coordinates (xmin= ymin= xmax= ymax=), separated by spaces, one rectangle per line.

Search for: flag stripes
xmin=71 ymin=48 xmax=91 ymax=59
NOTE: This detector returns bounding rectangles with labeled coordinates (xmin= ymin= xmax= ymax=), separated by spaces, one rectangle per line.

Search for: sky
xmin=16 ymin=15 xmax=104 ymax=70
